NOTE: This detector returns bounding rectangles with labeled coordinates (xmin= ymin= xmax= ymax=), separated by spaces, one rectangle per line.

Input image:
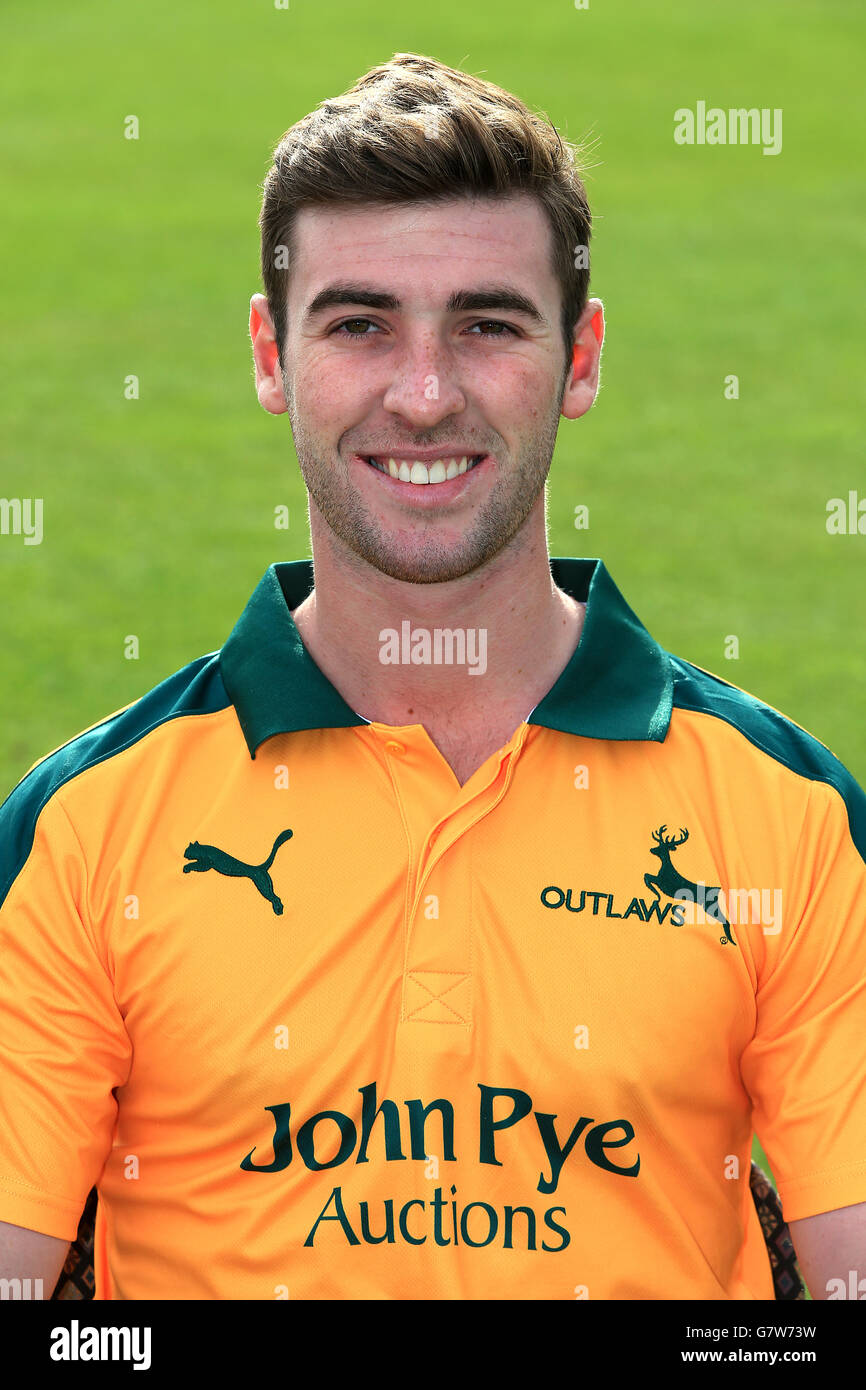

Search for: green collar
xmin=219 ymin=558 xmax=673 ymax=757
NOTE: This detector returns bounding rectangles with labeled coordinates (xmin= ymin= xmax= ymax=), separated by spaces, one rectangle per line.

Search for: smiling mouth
xmin=363 ymin=454 xmax=485 ymax=485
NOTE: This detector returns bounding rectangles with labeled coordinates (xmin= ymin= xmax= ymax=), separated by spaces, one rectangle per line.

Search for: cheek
xmin=292 ymin=354 xmax=370 ymax=423
xmin=472 ymin=358 xmax=552 ymax=421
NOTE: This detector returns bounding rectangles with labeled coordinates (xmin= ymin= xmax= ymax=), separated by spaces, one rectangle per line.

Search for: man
xmin=1 ymin=52 xmax=864 ymax=1301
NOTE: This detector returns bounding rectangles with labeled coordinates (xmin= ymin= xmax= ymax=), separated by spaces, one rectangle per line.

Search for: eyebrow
xmin=303 ymin=282 xmax=547 ymax=326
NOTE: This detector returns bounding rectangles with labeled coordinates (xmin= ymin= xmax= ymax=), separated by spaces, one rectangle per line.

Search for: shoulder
xmin=0 ymin=652 xmax=231 ymax=900
xmin=667 ymin=654 xmax=866 ymax=861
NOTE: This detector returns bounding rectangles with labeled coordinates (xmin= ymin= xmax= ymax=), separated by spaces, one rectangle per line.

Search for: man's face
xmin=252 ymin=193 xmax=601 ymax=584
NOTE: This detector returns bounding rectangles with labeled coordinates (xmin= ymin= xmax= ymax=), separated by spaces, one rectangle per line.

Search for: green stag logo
xmin=182 ymin=829 xmax=294 ymax=915
xmin=644 ymin=825 xmax=736 ymax=946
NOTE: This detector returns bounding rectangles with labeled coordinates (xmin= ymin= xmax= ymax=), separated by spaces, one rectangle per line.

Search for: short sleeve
xmin=740 ymin=772 xmax=866 ymax=1223
xmin=0 ymin=775 xmax=132 ymax=1240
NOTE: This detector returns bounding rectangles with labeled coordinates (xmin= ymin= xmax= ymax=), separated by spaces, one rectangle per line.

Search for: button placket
xmin=374 ymin=723 xmax=531 ymax=1043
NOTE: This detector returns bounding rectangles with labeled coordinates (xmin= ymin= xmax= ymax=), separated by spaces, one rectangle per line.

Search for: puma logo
xmin=182 ymin=830 xmax=294 ymax=915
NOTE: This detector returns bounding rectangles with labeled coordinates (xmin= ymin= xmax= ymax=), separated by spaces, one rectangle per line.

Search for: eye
xmin=331 ymin=318 xmax=380 ymax=337
xmin=466 ymin=320 xmax=519 ymax=338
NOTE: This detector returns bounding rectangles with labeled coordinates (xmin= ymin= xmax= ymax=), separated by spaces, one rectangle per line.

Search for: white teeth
xmin=369 ymin=454 xmax=482 ymax=484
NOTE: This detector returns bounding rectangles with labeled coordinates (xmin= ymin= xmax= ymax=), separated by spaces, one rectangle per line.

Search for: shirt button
xmin=385 ymin=740 xmax=406 ymax=755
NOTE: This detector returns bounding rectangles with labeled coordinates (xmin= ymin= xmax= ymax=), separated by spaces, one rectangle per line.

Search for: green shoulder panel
xmin=670 ymin=655 xmax=866 ymax=865
xmin=0 ymin=653 xmax=231 ymax=908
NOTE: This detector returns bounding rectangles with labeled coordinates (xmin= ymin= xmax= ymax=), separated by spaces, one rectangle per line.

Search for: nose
xmin=381 ymin=332 xmax=466 ymax=427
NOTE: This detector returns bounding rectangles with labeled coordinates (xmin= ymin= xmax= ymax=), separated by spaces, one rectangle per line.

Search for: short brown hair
xmin=259 ymin=53 xmax=593 ymax=371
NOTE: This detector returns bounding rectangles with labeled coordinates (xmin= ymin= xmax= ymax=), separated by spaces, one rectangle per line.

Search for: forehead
xmin=288 ymin=194 xmax=557 ymax=305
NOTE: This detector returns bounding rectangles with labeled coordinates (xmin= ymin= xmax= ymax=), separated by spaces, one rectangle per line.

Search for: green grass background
xmin=2 ymin=0 xmax=864 ymax=1296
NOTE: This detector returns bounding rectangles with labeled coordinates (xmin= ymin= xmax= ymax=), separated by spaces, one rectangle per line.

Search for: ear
xmin=560 ymin=298 xmax=604 ymax=420
xmin=250 ymin=293 xmax=288 ymax=416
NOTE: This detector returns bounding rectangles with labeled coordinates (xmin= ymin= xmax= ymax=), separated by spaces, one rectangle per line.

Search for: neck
xmin=290 ymin=501 xmax=585 ymax=729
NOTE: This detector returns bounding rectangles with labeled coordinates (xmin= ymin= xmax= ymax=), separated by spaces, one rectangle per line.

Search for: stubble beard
xmin=280 ymin=361 xmax=568 ymax=585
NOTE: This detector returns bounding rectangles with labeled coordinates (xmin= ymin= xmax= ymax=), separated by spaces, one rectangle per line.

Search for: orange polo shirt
xmin=1 ymin=556 xmax=865 ymax=1299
